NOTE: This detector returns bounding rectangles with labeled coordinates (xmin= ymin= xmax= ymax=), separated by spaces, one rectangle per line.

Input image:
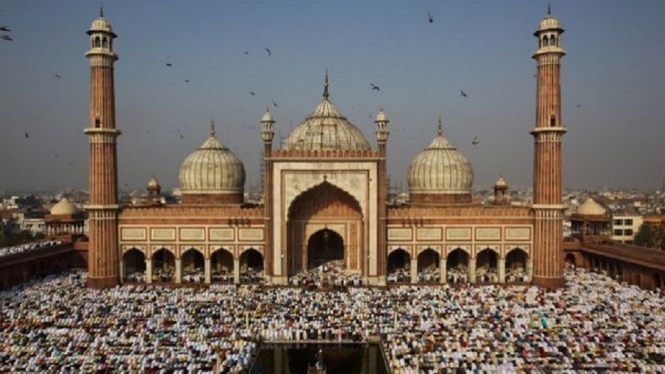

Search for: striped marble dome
xmin=282 ymin=76 xmax=371 ymax=151
xmin=408 ymin=120 xmax=474 ymax=195
xmin=179 ymin=122 xmax=245 ymax=194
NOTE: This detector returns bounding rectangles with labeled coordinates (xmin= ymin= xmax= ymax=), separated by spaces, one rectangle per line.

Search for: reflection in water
xmin=248 ymin=343 xmax=389 ymax=374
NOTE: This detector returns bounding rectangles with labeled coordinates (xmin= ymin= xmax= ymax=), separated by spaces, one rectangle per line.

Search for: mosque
xmin=82 ymin=9 xmax=567 ymax=289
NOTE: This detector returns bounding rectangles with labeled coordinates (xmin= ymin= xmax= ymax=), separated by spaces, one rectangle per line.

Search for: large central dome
xmin=282 ymin=75 xmax=371 ymax=151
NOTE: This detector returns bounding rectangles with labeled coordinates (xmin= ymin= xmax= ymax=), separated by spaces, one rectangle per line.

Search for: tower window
xmin=551 ymin=36 xmax=557 ymax=46
xmin=94 ymin=36 xmax=101 ymax=48
xmin=95 ymin=117 xmax=101 ymax=128
xmin=102 ymin=37 xmax=108 ymax=48
xmin=550 ymin=115 xmax=556 ymax=127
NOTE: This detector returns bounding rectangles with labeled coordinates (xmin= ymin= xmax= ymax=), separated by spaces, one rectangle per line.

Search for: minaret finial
xmin=210 ymin=118 xmax=216 ymax=137
xmin=437 ymin=115 xmax=443 ymax=136
xmin=547 ymin=3 xmax=551 ymax=15
xmin=100 ymin=5 xmax=104 ymax=17
xmin=323 ymin=69 xmax=329 ymax=99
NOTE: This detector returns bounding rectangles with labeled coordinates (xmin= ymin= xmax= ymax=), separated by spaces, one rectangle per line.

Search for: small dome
xmin=87 ymin=14 xmax=116 ymax=36
xmin=537 ymin=14 xmax=563 ymax=33
xmin=576 ymin=198 xmax=606 ymax=216
xmin=50 ymin=198 xmax=79 ymax=215
xmin=495 ymin=176 xmax=507 ymax=188
xmin=408 ymin=120 xmax=474 ymax=195
xmin=375 ymin=109 xmax=389 ymax=123
xmin=147 ymin=176 xmax=160 ymax=188
xmin=179 ymin=122 xmax=246 ymax=193
xmin=261 ymin=109 xmax=274 ymax=123
xmin=282 ymin=76 xmax=371 ymax=151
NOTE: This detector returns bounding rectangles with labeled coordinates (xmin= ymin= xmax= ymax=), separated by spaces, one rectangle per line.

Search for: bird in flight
xmin=24 ymin=132 xmax=29 ymax=138
xmin=249 ymin=91 xmax=256 ymax=96
xmin=184 ymin=79 xmax=190 ymax=83
xmin=576 ymin=104 xmax=582 ymax=108
xmin=0 ymin=26 xmax=10 ymax=32
xmin=166 ymin=63 xmax=172 ymax=67
xmin=460 ymin=89 xmax=468 ymax=98
xmin=272 ymin=100 xmax=278 ymax=108
xmin=1 ymin=35 xmax=12 ymax=41
xmin=472 ymin=136 xmax=481 ymax=146
xmin=54 ymin=74 xmax=61 ymax=79
xmin=179 ymin=134 xmax=184 ymax=139
xmin=243 ymin=51 xmax=249 ymax=55
xmin=428 ymin=11 xmax=434 ymax=23
xmin=370 ymin=83 xmax=380 ymax=91
xmin=264 ymin=48 xmax=271 ymax=57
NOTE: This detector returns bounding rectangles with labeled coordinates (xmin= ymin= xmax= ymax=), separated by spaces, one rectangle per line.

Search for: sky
xmin=1 ymin=0 xmax=665 ymax=193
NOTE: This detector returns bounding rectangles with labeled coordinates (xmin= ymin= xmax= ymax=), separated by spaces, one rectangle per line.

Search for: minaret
xmin=261 ymin=107 xmax=275 ymax=281
xmin=375 ymin=108 xmax=389 ymax=285
xmin=493 ymin=175 xmax=508 ymax=205
xmin=83 ymin=9 xmax=121 ymax=288
xmin=531 ymin=8 xmax=566 ymax=289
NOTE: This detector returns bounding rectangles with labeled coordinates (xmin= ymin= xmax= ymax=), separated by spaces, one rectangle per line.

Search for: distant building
xmin=611 ymin=211 xmax=643 ymax=244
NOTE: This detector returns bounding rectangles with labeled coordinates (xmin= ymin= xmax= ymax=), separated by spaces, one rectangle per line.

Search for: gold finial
xmin=437 ymin=115 xmax=443 ymax=136
xmin=323 ymin=69 xmax=329 ymax=99
xmin=547 ymin=3 xmax=551 ymax=16
xmin=100 ymin=5 xmax=104 ymax=17
xmin=210 ymin=118 xmax=216 ymax=137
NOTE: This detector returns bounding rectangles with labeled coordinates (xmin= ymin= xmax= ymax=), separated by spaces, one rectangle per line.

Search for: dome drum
xmin=409 ymin=192 xmax=472 ymax=205
xmin=180 ymin=192 xmax=244 ymax=205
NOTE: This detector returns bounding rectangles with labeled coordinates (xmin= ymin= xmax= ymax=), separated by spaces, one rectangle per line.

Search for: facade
xmin=86 ymin=10 xmax=567 ymax=288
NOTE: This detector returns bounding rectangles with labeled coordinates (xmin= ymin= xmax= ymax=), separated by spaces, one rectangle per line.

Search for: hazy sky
xmin=1 ymin=0 xmax=665 ymax=193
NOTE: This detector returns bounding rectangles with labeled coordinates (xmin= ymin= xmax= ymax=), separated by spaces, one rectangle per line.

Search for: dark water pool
xmin=247 ymin=342 xmax=389 ymax=374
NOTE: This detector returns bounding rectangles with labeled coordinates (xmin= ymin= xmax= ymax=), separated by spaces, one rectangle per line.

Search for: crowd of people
xmin=0 ymin=240 xmax=62 ymax=258
xmin=1 ymin=267 xmax=664 ymax=373
xmin=288 ymin=260 xmax=363 ymax=288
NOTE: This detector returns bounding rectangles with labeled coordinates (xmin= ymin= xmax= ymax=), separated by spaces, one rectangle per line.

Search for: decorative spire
xmin=437 ymin=115 xmax=443 ymax=136
xmin=323 ymin=69 xmax=329 ymax=100
xmin=210 ymin=118 xmax=216 ymax=137
xmin=547 ymin=3 xmax=551 ymax=15
xmin=100 ymin=5 xmax=104 ymax=17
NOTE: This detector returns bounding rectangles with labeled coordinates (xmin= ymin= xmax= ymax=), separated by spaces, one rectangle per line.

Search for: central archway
xmin=307 ymin=229 xmax=344 ymax=269
xmin=287 ymin=181 xmax=363 ymax=276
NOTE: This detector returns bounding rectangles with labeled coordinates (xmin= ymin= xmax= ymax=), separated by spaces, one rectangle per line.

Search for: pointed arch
xmin=506 ymin=247 xmax=529 ymax=283
xmin=417 ymin=248 xmax=440 ymax=283
xmin=476 ymin=248 xmax=498 ymax=284
xmin=240 ymin=248 xmax=264 ymax=283
xmin=288 ymin=181 xmax=363 ymax=221
xmin=387 ymin=248 xmax=410 ymax=283
xmin=210 ymin=247 xmax=233 ymax=282
xmin=152 ymin=248 xmax=175 ymax=283
xmin=446 ymin=248 xmax=469 ymax=283
xmin=307 ymin=228 xmax=344 ymax=269
xmin=286 ymin=180 xmax=363 ymax=276
xmin=182 ymin=248 xmax=204 ymax=283
xmin=122 ymin=248 xmax=146 ymax=282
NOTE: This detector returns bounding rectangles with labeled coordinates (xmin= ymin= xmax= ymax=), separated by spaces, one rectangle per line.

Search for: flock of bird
xmin=10 ymin=7 xmax=563 ymax=159
xmin=1 ymin=25 xmax=12 ymax=41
